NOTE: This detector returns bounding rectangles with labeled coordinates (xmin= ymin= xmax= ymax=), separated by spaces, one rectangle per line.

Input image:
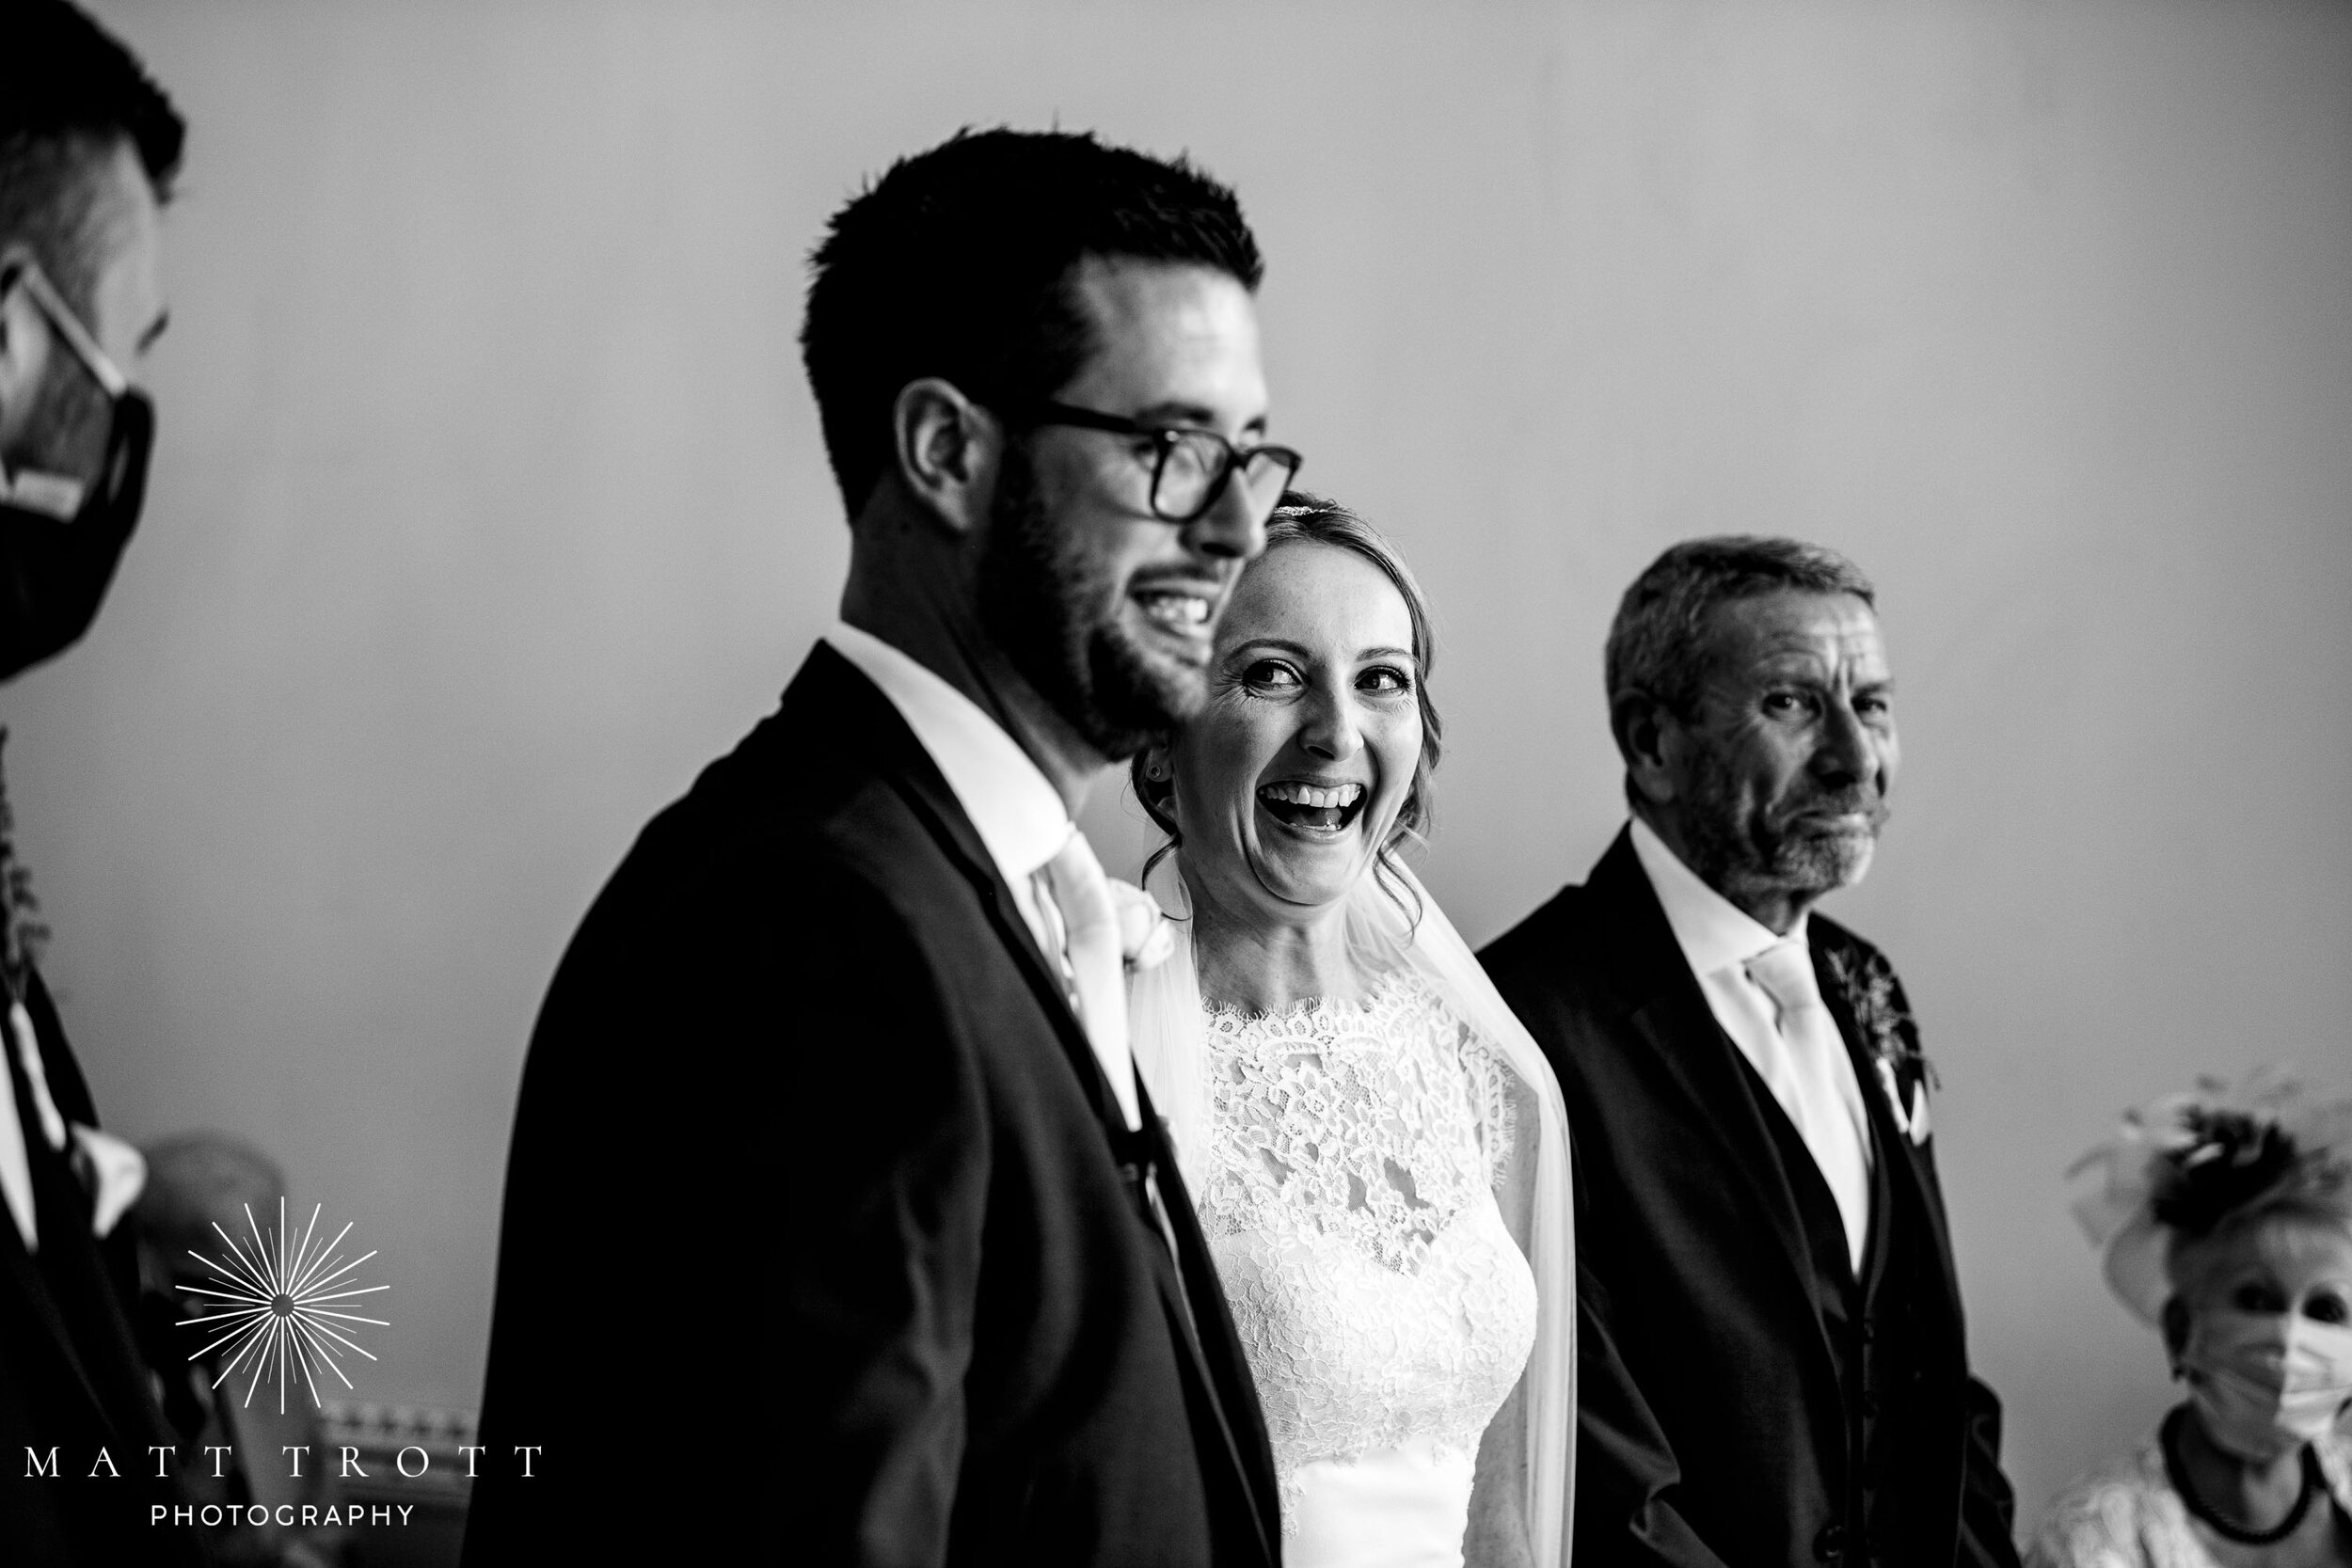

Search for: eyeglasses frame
xmin=0 ymin=253 xmax=130 ymax=402
xmin=1015 ymin=399 xmax=1302 ymax=526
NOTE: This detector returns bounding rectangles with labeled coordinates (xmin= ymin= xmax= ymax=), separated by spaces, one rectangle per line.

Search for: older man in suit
xmin=467 ymin=130 xmax=1296 ymax=1565
xmin=1482 ymin=537 xmax=2019 ymax=1568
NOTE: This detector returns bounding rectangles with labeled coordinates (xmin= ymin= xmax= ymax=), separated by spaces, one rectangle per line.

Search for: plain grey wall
xmin=13 ymin=0 xmax=2347 ymax=1527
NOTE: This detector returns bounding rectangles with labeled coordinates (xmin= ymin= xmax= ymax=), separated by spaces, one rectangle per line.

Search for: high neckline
xmin=1201 ymin=965 xmax=1409 ymax=1026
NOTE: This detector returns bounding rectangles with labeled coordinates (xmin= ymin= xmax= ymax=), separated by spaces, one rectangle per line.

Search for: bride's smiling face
xmin=1166 ymin=541 xmax=1422 ymax=922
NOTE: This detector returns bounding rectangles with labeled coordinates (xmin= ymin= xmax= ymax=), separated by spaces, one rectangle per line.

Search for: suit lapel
xmin=794 ymin=646 xmax=1280 ymax=1558
xmin=1133 ymin=1081 xmax=1281 ymax=1567
xmin=791 ymin=648 xmax=1104 ymax=1088
xmin=1812 ymin=934 xmax=1967 ymax=1343
xmin=881 ymin=726 xmax=1127 ymax=1130
xmin=0 ymin=1031 xmax=118 ymax=1446
xmin=1588 ymin=832 xmax=1843 ymax=1363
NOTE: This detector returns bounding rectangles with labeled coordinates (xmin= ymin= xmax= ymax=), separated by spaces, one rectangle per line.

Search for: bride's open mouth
xmin=1256 ymin=780 xmax=1368 ymax=835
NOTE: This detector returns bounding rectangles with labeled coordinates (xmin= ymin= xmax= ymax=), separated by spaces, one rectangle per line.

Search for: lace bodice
xmin=1197 ymin=966 xmax=1539 ymax=1541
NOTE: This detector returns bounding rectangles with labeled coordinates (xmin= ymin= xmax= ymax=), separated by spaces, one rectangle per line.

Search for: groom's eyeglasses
xmin=1019 ymin=401 xmax=1303 ymax=526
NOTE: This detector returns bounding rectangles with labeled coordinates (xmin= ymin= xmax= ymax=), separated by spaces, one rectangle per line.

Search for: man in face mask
xmin=0 ymin=3 xmax=174 ymax=680
xmin=0 ymin=6 xmax=202 ymax=1565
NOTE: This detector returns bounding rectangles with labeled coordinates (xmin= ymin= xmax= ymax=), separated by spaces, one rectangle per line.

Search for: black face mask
xmin=0 ymin=385 xmax=153 ymax=680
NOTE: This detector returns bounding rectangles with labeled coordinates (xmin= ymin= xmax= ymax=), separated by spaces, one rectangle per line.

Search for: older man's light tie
xmin=1743 ymin=939 xmax=1872 ymax=1275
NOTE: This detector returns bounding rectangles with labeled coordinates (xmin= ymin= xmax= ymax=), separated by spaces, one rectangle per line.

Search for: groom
xmin=1483 ymin=538 xmax=2019 ymax=1568
xmin=465 ymin=131 xmax=1288 ymax=1565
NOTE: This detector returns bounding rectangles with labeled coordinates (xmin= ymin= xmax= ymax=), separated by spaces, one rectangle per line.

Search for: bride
xmin=1127 ymin=494 xmax=1575 ymax=1568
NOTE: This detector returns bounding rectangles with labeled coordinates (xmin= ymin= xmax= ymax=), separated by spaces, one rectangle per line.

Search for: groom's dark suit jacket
xmin=1481 ymin=830 xmax=2018 ymax=1568
xmin=464 ymin=644 xmax=1279 ymax=1567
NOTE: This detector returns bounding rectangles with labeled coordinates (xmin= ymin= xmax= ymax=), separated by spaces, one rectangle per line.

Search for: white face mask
xmin=2182 ymin=1308 xmax=2352 ymax=1462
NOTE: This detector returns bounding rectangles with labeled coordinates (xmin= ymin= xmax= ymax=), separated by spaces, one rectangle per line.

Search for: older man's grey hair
xmin=1605 ymin=535 xmax=1877 ymax=723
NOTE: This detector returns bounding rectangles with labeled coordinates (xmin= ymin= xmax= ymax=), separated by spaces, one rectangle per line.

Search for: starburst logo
xmin=180 ymin=1198 xmax=389 ymax=1413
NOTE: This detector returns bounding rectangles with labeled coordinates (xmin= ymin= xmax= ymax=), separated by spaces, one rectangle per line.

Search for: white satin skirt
xmin=1287 ymin=1436 xmax=1475 ymax=1568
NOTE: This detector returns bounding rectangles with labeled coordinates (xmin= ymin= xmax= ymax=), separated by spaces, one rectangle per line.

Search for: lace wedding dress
xmin=1196 ymin=966 xmax=1539 ymax=1568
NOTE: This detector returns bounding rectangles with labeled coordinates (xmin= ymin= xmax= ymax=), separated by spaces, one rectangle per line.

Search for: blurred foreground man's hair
xmin=1 ymin=0 xmax=184 ymax=316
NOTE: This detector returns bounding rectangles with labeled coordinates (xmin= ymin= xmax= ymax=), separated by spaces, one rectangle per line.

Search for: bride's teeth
xmin=1259 ymin=782 xmax=1366 ymax=808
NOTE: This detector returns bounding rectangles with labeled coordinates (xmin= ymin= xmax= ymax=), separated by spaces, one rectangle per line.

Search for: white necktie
xmin=1743 ymin=940 xmax=1872 ymax=1275
xmin=1040 ymin=829 xmax=1141 ymax=1132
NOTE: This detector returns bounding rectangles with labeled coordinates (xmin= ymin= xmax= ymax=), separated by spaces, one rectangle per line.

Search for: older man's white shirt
xmin=1629 ymin=816 xmax=1874 ymax=1273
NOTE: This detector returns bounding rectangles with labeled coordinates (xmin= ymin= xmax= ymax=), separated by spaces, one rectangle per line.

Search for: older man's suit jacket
xmin=464 ymin=643 xmax=1280 ymax=1567
xmin=1481 ymin=829 xmax=2018 ymax=1568
xmin=0 ymin=972 xmax=202 ymax=1568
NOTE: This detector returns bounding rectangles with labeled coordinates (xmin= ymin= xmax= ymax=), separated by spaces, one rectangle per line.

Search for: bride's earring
xmin=1143 ymin=752 xmax=1170 ymax=782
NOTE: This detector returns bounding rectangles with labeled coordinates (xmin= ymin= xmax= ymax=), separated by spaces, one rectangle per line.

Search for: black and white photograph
xmin=2 ymin=2 xmax=2347 ymax=1564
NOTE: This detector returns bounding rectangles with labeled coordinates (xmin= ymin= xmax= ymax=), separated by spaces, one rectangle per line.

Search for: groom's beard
xmin=976 ymin=443 xmax=1207 ymax=762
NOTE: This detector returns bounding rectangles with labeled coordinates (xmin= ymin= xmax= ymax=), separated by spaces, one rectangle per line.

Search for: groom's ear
xmin=889 ymin=376 xmax=1002 ymax=538
xmin=1613 ymin=689 xmax=1680 ymax=807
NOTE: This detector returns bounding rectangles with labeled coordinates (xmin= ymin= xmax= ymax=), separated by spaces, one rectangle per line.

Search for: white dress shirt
xmin=826 ymin=623 xmax=1071 ymax=958
xmin=824 ymin=624 xmax=1142 ymax=1132
xmin=1628 ymin=816 xmax=1875 ymax=1272
xmin=0 ymin=997 xmax=146 ymax=1251
xmin=0 ymin=1004 xmax=40 ymax=1248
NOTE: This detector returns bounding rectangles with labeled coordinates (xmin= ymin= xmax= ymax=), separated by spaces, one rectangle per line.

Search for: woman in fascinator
xmin=1123 ymin=494 xmax=1574 ymax=1568
xmin=2027 ymin=1070 xmax=2352 ymax=1567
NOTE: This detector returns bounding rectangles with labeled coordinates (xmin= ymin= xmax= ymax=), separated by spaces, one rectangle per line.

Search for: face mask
xmin=2181 ymin=1307 xmax=2352 ymax=1462
xmin=0 ymin=388 xmax=152 ymax=680
xmin=0 ymin=255 xmax=154 ymax=681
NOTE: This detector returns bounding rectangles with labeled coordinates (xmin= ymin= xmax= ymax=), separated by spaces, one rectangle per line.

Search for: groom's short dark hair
xmin=800 ymin=128 xmax=1263 ymax=515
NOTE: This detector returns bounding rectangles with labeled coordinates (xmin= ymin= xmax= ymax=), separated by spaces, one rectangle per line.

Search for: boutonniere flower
xmin=1822 ymin=946 xmax=1937 ymax=1146
xmin=0 ymin=728 xmax=53 ymax=1000
xmin=1108 ymin=879 xmax=1175 ymax=973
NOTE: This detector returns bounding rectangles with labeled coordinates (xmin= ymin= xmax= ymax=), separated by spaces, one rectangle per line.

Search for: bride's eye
xmin=1242 ymin=658 xmax=1303 ymax=695
xmin=1358 ymin=665 xmax=1413 ymax=696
